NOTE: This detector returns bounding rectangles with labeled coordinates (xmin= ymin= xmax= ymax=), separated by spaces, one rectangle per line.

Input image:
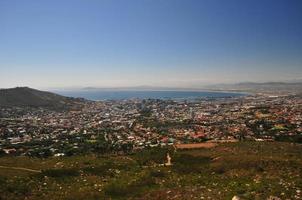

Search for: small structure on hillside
xmin=165 ymin=153 xmax=172 ymax=166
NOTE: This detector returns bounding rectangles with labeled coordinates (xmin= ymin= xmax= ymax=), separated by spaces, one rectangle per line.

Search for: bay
xmin=54 ymin=90 xmax=246 ymax=101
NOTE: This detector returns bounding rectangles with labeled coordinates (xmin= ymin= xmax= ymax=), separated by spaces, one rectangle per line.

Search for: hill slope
xmin=0 ymin=142 xmax=301 ymax=199
xmin=0 ymin=87 xmax=85 ymax=110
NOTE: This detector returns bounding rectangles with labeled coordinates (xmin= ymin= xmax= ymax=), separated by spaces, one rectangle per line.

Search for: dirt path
xmin=0 ymin=165 xmax=41 ymax=173
xmin=175 ymin=142 xmax=217 ymax=149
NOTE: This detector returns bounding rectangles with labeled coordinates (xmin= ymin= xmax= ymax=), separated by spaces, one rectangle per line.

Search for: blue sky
xmin=0 ymin=0 xmax=302 ymax=89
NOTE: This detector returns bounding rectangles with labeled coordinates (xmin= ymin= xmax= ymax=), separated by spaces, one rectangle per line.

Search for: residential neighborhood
xmin=1 ymin=93 xmax=301 ymax=157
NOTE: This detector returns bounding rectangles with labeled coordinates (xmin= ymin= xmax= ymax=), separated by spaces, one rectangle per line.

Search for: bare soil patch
xmin=175 ymin=143 xmax=217 ymax=149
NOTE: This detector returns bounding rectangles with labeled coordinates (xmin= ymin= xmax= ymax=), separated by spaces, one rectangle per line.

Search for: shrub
xmin=82 ymin=165 xmax=114 ymax=177
xmin=104 ymin=180 xmax=130 ymax=197
xmin=2 ymin=177 xmax=31 ymax=196
xmin=149 ymin=169 xmax=166 ymax=178
xmin=41 ymin=168 xmax=79 ymax=178
xmin=172 ymin=154 xmax=211 ymax=174
xmin=104 ymin=173 xmax=156 ymax=198
xmin=134 ymin=147 xmax=169 ymax=166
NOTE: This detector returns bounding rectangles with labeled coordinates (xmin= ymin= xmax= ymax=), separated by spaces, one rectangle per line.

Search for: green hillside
xmin=0 ymin=142 xmax=301 ymax=200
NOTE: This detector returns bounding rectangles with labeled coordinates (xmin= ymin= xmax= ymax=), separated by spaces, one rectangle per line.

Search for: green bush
xmin=104 ymin=180 xmax=130 ymax=197
xmin=41 ymin=168 xmax=79 ymax=178
xmin=134 ymin=147 xmax=169 ymax=166
xmin=132 ymin=173 xmax=156 ymax=188
xmin=149 ymin=169 xmax=166 ymax=178
xmin=1 ymin=177 xmax=31 ymax=197
xmin=104 ymin=173 xmax=156 ymax=198
xmin=82 ymin=165 xmax=114 ymax=177
xmin=172 ymin=154 xmax=211 ymax=174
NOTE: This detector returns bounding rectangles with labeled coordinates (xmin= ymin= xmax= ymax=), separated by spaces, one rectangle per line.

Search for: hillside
xmin=0 ymin=142 xmax=301 ymax=200
xmin=0 ymin=87 xmax=86 ymax=110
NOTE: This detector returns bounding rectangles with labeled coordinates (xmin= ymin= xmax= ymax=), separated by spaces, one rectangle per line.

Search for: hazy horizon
xmin=1 ymin=0 xmax=302 ymax=89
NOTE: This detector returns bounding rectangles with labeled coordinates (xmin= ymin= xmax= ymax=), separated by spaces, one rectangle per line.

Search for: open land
xmin=0 ymin=142 xmax=301 ymax=200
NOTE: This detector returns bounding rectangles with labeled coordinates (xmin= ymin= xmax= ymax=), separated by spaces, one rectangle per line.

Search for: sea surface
xmin=54 ymin=90 xmax=246 ymax=101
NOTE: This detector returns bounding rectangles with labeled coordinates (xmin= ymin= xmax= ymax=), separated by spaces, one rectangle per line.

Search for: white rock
xmin=232 ymin=196 xmax=240 ymax=200
xmin=267 ymin=196 xmax=281 ymax=200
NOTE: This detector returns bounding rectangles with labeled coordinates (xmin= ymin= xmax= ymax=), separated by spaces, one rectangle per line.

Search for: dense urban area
xmin=0 ymin=88 xmax=302 ymax=200
xmin=1 ymin=93 xmax=301 ymax=157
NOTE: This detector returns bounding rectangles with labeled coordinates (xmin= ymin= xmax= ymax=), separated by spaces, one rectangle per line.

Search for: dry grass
xmin=175 ymin=142 xmax=217 ymax=149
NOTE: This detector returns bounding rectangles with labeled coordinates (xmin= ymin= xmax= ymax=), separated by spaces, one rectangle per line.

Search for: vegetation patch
xmin=104 ymin=172 xmax=157 ymax=198
xmin=0 ymin=142 xmax=301 ymax=200
xmin=134 ymin=147 xmax=170 ymax=166
xmin=172 ymin=153 xmax=211 ymax=174
xmin=41 ymin=168 xmax=79 ymax=178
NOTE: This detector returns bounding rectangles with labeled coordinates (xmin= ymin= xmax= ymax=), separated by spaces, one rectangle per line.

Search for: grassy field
xmin=0 ymin=142 xmax=301 ymax=200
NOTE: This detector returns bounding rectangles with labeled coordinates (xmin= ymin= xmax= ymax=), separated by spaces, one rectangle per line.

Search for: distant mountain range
xmin=0 ymin=87 xmax=86 ymax=110
xmin=204 ymin=82 xmax=302 ymax=93
xmin=0 ymin=82 xmax=301 ymax=109
xmin=80 ymin=82 xmax=302 ymax=93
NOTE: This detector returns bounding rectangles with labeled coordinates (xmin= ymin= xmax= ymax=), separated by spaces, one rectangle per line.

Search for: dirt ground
xmin=175 ymin=142 xmax=217 ymax=149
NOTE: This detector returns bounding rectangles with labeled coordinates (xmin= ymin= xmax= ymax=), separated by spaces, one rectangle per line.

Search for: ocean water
xmin=54 ymin=90 xmax=245 ymax=101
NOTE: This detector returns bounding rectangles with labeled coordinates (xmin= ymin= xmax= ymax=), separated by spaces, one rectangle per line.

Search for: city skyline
xmin=1 ymin=0 xmax=302 ymax=89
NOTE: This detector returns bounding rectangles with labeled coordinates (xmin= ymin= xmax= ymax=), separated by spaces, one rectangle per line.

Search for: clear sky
xmin=0 ymin=0 xmax=302 ymax=89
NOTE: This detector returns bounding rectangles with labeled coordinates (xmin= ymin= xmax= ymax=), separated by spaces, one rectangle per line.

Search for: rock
xmin=232 ymin=196 xmax=241 ymax=200
xmin=267 ymin=196 xmax=281 ymax=200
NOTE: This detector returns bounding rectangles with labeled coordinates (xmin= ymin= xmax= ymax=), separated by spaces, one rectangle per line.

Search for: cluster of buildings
xmin=0 ymin=93 xmax=301 ymax=157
